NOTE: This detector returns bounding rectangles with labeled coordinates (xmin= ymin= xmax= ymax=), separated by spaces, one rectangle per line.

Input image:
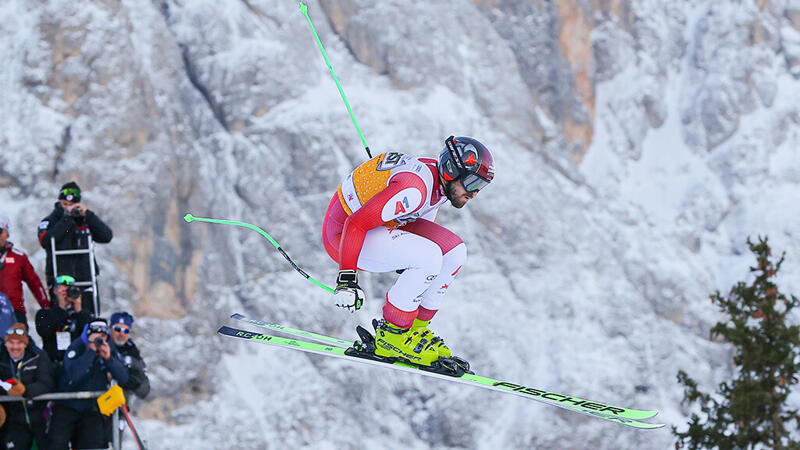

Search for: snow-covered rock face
xmin=2 ymin=0 xmax=799 ymax=448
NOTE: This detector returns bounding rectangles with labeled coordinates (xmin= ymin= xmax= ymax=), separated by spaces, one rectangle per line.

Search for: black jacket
xmin=37 ymin=202 xmax=113 ymax=287
xmin=117 ymin=340 xmax=150 ymax=400
xmin=58 ymin=335 xmax=129 ymax=412
xmin=34 ymin=305 xmax=92 ymax=365
xmin=0 ymin=345 xmax=56 ymax=426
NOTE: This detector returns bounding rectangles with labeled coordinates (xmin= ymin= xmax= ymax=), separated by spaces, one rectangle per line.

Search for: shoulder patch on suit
xmin=66 ymin=350 xmax=76 ymax=359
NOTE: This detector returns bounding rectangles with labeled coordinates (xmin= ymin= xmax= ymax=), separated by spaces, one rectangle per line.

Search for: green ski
xmin=218 ymin=324 xmax=663 ymax=429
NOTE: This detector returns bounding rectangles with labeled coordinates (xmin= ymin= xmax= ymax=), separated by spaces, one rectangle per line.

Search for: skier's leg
xmin=356 ymin=227 xmax=443 ymax=328
xmin=400 ymin=219 xmax=468 ymax=357
xmin=355 ymin=227 xmax=444 ymax=365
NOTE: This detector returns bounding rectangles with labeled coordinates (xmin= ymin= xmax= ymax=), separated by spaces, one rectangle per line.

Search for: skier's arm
xmin=21 ymin=254 xmax=50 ymax=308
xmin=339 ymin=172 xmax=428 ymax=270
xmin=84 ymin=210 xmax=113 ymax=243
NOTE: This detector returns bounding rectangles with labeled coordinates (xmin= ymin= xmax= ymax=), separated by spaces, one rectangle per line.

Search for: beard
xmin=446 ymin=181 xmax=468 ymax=209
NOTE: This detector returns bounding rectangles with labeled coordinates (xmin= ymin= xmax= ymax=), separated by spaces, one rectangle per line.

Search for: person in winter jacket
xmin=37 ymin=182 xmax=113 ymax=314
xmin=109 ymin=311 xmax=150 ymax=401
xmin=0 ymin=323 xmax=55 ymax=450
xmin=0 ymin=215 xmax=50 ymax=326
xmin=47 ymin=319 xmax=129 ymax=450
xmin=35 ymin=275 xmax=92 ymax=367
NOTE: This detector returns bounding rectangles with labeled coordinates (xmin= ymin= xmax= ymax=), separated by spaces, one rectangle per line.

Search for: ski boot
xmin=373 ymin=320 xmax=440 ymax=366
xmin=410 ymin=318 xmax=451 ymax=357
xmin=410 ymin=318 xmax=471 ymax=373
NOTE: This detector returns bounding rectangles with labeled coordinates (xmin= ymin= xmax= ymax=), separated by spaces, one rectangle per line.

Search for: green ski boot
xmin=410 ymin=318 xmax=451 ymax=358
xmin=374 ymin=320 xmax=440 ymax=366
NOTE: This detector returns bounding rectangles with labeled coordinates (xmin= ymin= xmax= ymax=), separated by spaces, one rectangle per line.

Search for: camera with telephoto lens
xmin=67 ymin=285 xmax=81 ymax=299
xmin=93 ymin=337 xmax=105 ymax=347
xmin=69 ymin=208 xmax=82 ymax=218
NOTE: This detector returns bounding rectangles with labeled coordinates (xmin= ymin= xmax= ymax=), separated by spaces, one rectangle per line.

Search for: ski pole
xmin=183 ymin=214 xmax=335 ymax=293
xmin=122 ymin=404 xmax=147 ymax=450
xmin=299 ymin=1 xmax=372 ymax=159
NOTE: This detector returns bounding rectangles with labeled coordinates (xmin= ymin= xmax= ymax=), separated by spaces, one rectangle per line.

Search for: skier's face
xmin=446 ymin=179 xmax=477 ymax=209
xmin=0 ymin=228 xmax=7 ymax=247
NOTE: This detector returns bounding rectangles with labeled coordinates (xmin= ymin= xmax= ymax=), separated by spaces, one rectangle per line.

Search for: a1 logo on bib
xmin=381 ymin=188 xmax=422 ymax=221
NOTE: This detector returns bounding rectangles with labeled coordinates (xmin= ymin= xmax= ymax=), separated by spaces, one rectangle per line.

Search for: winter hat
xmin=0 ymin=215 xmax=9 ymax=233
xmin=4 ymin=323 xmax=29 ymax=346
xmin=58 ymin=181 xmax=81 ymax=202
xmin=110 ymin=311 xmax=134 ymax=328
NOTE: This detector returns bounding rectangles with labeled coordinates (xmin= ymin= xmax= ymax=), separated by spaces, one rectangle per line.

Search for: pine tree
xmin=674 ymin=236 xmax=800 ymax=449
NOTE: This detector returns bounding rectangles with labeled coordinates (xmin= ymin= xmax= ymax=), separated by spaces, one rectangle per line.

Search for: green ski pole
xmin=299 ymin=1 xmax=372 ymax=158
xmin=184 ymin=214 xmax=334 ymax=293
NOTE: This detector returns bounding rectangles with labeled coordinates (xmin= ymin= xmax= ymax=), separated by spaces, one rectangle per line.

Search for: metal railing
xmin=0 ymin=390 xmax=126 ymax=450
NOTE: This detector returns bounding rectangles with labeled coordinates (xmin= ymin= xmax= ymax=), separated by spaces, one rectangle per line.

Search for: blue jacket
xmin=57 ymin=326 xmax=129 ymax=412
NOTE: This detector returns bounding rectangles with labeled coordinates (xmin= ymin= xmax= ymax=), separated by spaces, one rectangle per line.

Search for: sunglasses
xmin=5 ymin=328 xmax=26 ymax=336
xmin=111 ymin=325 xmax=130 ymax=335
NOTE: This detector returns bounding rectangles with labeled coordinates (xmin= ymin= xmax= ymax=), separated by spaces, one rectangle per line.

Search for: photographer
xmin=34 ymin=275 xmax=91 ymax=367
xmin=0 ymin=323 xmax=55 ymax=450
xmin=37 ymin=182 xmax=113 ymax=314
xmin=48 ymin=319 xmax=129 ymax=450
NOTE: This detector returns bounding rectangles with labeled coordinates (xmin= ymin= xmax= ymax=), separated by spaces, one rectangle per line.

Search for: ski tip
xmin=299 ymin=2 xmax=308 ymax=14
xmin=231 ymin=313 xmax=245 ymax=320
xmin=183 ymin=213 xmax=195 ymax=223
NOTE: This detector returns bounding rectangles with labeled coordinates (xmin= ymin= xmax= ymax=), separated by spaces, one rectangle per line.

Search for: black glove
xmin=333 ymin=270 xmax=366 ymax=311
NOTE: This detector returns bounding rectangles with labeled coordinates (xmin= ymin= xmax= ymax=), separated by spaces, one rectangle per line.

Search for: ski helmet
xmin=438 ymin=136 xmax=495 ymax=192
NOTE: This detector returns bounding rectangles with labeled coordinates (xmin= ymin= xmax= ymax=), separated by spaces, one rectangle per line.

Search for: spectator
xmin=109 ymin=311 xmax=150 ymax=401
xmin=0 ymin=215 xmax=50 ymax=326
xmin=0 ymin=323 xmax=55 ymax=450
xmin=48 ymin=319 xmax=129 ymax=450
xmin=0 ymin=293 xmax=16 ymax=337
xmin=35 ymin=275 xmax=91 ymax=367
xmin=37 ymin=182 xmax=113 ymax=314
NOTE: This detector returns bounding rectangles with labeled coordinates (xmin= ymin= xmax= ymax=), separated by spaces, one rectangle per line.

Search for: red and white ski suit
xmin=0 ymin=244 xmax=50 ymax=314
xmin=322 ymin=152 xmax=466 ymax=328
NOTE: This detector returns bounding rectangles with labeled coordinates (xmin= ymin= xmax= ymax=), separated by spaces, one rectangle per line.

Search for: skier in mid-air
xmin=322 ymin=136 xmax=495 ymax=367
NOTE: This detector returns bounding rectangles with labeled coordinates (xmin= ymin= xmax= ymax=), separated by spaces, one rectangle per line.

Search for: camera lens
xmin=93 ymin=337 xmax=105 ymax=347
xmin=67 ymin=286 xmax=81 ymax=298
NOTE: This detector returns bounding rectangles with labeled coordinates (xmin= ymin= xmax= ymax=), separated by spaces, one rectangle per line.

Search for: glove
xmin=1 ymin=379 xmax=24 ymax=396
xmin=333 ymin=270 xmax=366 ymax=311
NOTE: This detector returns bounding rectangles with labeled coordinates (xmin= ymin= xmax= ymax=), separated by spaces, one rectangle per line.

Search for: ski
xmin=231 ymin=313 xmax=353 ymax=348
xmin=218 ymin=324 xmax=664 ymax=429
xmin=230 ymin=313 xmax=659 ymax=421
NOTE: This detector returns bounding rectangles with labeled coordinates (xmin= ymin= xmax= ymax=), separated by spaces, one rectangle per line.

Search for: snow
xmin=2 ymin=0 xmax=800 ymax=448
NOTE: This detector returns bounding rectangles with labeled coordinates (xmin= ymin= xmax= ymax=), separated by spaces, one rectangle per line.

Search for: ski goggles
xmin=88 ymin=322 xmax=109 ymax=335
xmin=56 ymin=275 xmax=76 ymax=285
xmin=5 ymin=328 xmax=26 ymax=337
xmin=461 ymin=173 xmax=491 ymax=193
xmin=111 ymin=325 xmax=130 ymax=335
xmin=60 ymin=187 xmax=81 ymax=199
